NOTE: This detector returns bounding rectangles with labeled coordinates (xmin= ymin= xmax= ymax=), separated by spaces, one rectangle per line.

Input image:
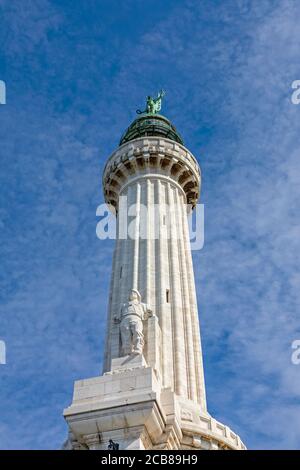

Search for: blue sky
xmin=1 ymin=0 xmax=300 ymax=449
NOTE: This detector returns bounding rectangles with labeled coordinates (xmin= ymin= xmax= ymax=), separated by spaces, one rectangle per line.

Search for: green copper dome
xmin=119 ymin=113 xmax=184 ymax=146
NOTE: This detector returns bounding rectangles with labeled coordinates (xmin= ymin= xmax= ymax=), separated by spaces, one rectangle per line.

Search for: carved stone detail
xmin=114 ymin=289 xmax=152 ymax=356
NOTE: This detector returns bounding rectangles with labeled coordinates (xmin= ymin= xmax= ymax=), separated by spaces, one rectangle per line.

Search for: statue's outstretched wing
xmin=154 ymin=90 xmax=165 ymax=112
xmin=154 ymin=99 xmax=162 ymax=112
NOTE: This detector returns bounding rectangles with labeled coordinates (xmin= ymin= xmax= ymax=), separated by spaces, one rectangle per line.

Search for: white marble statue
xmin=114 ymin=289 xmax=152 ymax=355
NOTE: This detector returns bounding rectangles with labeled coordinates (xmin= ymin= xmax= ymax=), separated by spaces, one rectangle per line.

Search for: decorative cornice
xmin=102 ymin=137 xmax=201 ymax=211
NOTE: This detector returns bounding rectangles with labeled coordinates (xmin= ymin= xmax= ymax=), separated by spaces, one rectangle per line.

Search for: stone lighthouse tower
xmin=63 ymin=92 xmax=245 ymax=450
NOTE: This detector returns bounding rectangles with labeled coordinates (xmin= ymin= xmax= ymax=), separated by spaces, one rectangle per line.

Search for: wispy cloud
xmin=0 ymin=0 xmax=299 ymax=449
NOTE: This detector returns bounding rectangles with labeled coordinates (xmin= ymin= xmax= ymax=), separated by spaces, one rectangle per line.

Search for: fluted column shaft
xmin=102 ymin=138 xmax=206 ymax=409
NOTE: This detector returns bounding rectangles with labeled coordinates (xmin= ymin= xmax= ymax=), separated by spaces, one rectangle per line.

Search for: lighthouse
xmin=63 ymin=92 xmax=245 ymax=450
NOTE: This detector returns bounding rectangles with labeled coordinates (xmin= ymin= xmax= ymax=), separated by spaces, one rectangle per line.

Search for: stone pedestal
xmin=63 ymin=364 xmax=246 ymax=450
xmin=63 ymin=366 xmax=164 ymax=450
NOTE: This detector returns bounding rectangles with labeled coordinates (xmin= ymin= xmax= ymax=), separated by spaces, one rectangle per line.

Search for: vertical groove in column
xmin=113 ymin=184 xmax=133 ymax=359
xmin=146 ymin=179 xmax=154 ymax=310
xmin=155 ymin=179 xmax=163 ymax=383
xmin=119 ymin=185 xmax=131 ymax=305
xmin=102 ymin=224 xmax=118 ymax=373
xmin=167 ymin=183 xmax=187 ymax=398
xmin=109 ymin=192 xmax=127 ymax=361
xmin=176 ymin=189 xmax=197 ymax=401
xmin=122 ymin=183 xmax=135 ymax=301
xmin=176 ymin=207 xmax=190 ymax=400
xmin=155 ymin=179 xmax=172 ymax=388
xmin=132 ymin=182 xmax=141 ymax=290
xmin=182 ymin=195 xmax=207 ymax=410
xmin=138 ymin=180 xmax=147 ymax=301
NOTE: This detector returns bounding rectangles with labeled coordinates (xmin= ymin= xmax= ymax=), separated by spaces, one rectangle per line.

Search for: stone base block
xmin=63 ymin=367 xmax=246 ymax=450
xmin=63 ymin=366 xmax=164 ymax=450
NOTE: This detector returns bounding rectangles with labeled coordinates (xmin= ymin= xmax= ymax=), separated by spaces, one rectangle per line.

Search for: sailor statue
xmin=114 ymin=289 xmax=152 ymax=355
